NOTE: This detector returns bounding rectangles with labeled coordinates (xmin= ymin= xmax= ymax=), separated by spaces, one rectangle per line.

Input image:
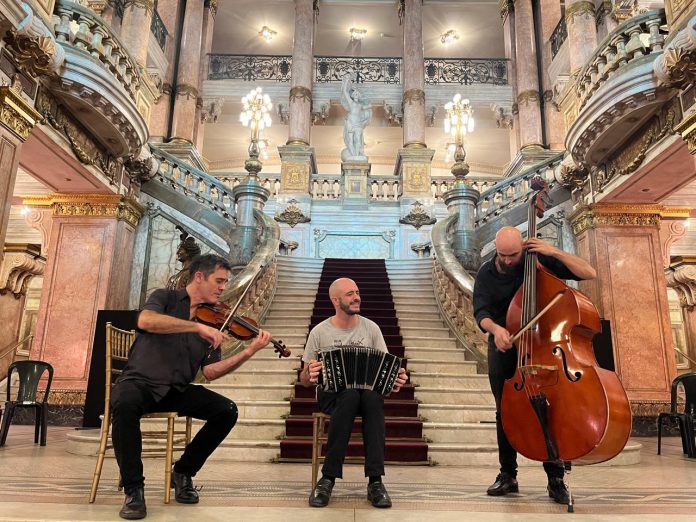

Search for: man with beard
xmin=473 ymin=226 xmax=596 ymax=505
xmin=300 ymin=277 xmax=407 ymax=508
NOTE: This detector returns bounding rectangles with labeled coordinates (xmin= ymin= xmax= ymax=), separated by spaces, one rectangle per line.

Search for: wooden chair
xmin=89 ymin=323 xmax=192 ymax=504
xmin=311 ymin=412 xmax=364 ymax=486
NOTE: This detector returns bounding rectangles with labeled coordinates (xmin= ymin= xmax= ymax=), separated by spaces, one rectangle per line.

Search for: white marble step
xmin=415 ymin=387 xmax=494 ymax=405
xmin=423 ymin=422 xmax=497 ymax=444
xmin=205 ymin=383 xmax=293 ymax=401
xmin=139 ymin=417 xmax=287 ymax=441
xmin=408 ymin=359 xmax=478 ymax=375
xmin=273 ymin=295 xmax=318 ymax=303
xmin=268 ymin=302 xmax=315 ymax=312
xmin=405 ymin=347 xmax=468 ymax=361
xmin=214 ymin=369 xmax=296 ymax=386
xmin=258 ymin=324 xmax=310 ymax=335
xmin=418 ymin=403 xmax=495 ymax=423
xmin=400 ymin=326 xmax=452 ymax=339
xmin=394 ymin=311 xmax=441 ymax=320
xmin=402 ymin=337 xmax=457 ymax=349
xmin=227 ymin=356 xmax=300 ymax=372
xmin=410 ymin=372 xmax=486 ymax=388
xmin=392 ymin=297 xmax=437 ymax=306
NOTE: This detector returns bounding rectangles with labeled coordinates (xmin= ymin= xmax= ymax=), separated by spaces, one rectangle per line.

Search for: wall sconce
xmin=440 ymin=29 xmax=459 ymax=45
xmin=259 ymin=26 xmax=277 ymax=42
xmin=350 ymin=27 xmax=367 ymax=41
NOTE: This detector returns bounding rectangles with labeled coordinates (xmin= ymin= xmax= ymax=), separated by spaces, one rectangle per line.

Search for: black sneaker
xmin=486 ymin=473 xmax=519 ymax=496
xmin=171 ymin=469 xmax=199 ymax=504
xmin=367 ymin=481 xmax=392 ymax=508
xmin=547 ymin=477 xmax=570 ymax=505
xmin=309 ymin=477 xmax=334 ymax=507
xmin=119 ymin=486 xmax=146 ymax=520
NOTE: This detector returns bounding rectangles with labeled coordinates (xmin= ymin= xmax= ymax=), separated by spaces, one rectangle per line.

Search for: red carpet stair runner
xmin=279 ymin=258 xmax=429 ymax=464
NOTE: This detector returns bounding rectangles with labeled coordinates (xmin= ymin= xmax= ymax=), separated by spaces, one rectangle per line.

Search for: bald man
xmin=473 ymin=227 xmax=596 ymax=505
xmin=300 ymin=278 xmax=407 ymax=508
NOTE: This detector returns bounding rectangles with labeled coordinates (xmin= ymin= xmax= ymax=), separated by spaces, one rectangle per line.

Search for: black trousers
xmin=110 ymin=380 xmax=238 ymax=493
xmin=318 ymin=388 xmax=385 ymax=479
xmin=488 ymin=340 xmax=566 ymax=479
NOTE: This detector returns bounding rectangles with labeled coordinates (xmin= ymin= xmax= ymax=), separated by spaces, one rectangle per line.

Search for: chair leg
xmin=34 ymin=406 xmax=41 ymax=444
xmin=0 ymin=404 xmax=15 ymax=446
xmin=687 ymin=416 xmax=696 ymax=458
xmin=311 ymin=415 xmax=320 ymax=487
xmin=164 ymin=417 xmax=175 ymax=504
xmin=89 ymin=411 xmax=111 ymax=503
xmin=40 ymin=403 xmax=48 ymax=446
xmin=657 ymin=414 xmax=664 ymax=455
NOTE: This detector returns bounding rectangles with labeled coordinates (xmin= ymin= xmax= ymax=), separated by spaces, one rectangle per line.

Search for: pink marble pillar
xmin=566 ymin=0 xmax=598 ymax=77
xmin=119 ymin=0 xmax=154 ymax=68
xmin=170 ymin=0 xmax=204 ymax=142
xmin=195 ymin=0 xmax=217 ymax=151
xmin=539 ymin=0 xmax=565 ymax=149
xmin=29 ymin=195 xmax=143 ymax=399
xmin=571 ymin=204 xmax=677 ymax=404
xmin=514 ymin=0 xmax=543 ymax=150
xmin=402 ymin=0 xmax=426 ymax=148
xmin=286 ymin=0 xmax=315 ymax=145
xmin=148 ymin=0 xmax=179 ymax=139
xmin=501 ymin=1 xmax=520 ymax=157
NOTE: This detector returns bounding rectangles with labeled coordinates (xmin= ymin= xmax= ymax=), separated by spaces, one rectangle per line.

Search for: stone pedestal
xmin=341 ymin=161 xmax=371 ymax=209
xmin=229 ymin=177 xmax=270 ymax=266
xmin=156 ymin=140 xmax=207 ymax=171
xmin=570 ymin=204 xmax=677 ymax=405
xmin=25 ymin=194 xmax=143 ymax=406
xmin=504 ymin=148 xmax=562 ymax=177
xmin=444 ymin=184 xmax=481 ymax=271
xmin=276 ymin=144 xmax=316 ymax=225
xmin=395 ymin=147 xmax=436 ymax=227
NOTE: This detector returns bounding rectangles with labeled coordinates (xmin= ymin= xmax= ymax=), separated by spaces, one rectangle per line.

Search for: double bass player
xmin=473 ymin=226 xmax=597 ymax=505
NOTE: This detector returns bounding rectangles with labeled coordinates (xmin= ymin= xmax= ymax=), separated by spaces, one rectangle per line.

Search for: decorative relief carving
xmin=281 ymin=162 xmax=310 ymax=191
xmin=558 ymin=154 xmax=589 ymax=190
xmin=23 ymin=194 xmax=145 ymax=228
xmin=665 ymin=263 xmax=696 ymax=308
xmin=402 ymin=88 xmax=425 ymax=107
xmin=565 ymin=1 xmax=596 ymax=23
xmin=0 ymin=245 xmax=45 ymax=298
xmin=404 ymin=165 xmax=429 ymax=192
xmin=654 ymin=17 xmax=696 ymax=87
xmin=490 ymin=103 xmax=513 ymax=129
xmin=675 ymin=109 xmax=696 ymax=154
xmin=124 ymin=148 xmax=158 ymax=184
xmin=47 ymin=389 xmax=87 ymax=406
xmin=570 ymin=204 xmax=663 ymax=236
xmin=275 ymin=199 xmax=310 ymax=228
xmin=5 ymin=31 xmax=60 ymax=78
xmin=499 ymin=0 xmax=514 ymax=21
xmin=630 ymin=400 xmax=671 ymax=418
xmin=289 ymin=86 xmax=312 ymax=104
xmin=123 ymin=0 xmax=155 ymax=14
xmin=174 ymin=83 xmax=199 ymax=100
xmin=200 ymin=97 xmax=224 ymax=124
xmin=399 ymin=201 xmax=436 ymax=230
xmin=0 ymin=77 xmax=42 ymax=141
xmin=517 ymin=90 xmax=540 ymax=106
xmin=660 ymin=219 xmax=689 ymax=268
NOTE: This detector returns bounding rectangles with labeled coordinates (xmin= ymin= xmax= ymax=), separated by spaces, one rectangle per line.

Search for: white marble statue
xmin=340 ymin=73 xmax=371 ymax=162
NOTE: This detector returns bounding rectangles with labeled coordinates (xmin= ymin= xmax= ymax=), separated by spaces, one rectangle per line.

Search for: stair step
xmin=279 ymin=438 xmax=428 ymax=462
xmin=408 ymin=357 xmax=478 ymax=372
xmin=406 ymin=347 xmax=467 ymax=361
xmin=215 ymin=369 xmax=296 ymax=386
xmin=418 ymin=403 xmax=495 ymax=423
xmin=415 ymin=388 xmax=494 ymax=405
xmin=205 ymin=383 xmax=293 ymax=401
xmin=403 ymin=338 xmax=457 ymax=349
xmin=400 ymin=327 xmax=452 ymax=339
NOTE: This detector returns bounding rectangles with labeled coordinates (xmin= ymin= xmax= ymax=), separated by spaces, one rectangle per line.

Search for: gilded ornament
xmin=402 ymin=88 xmax=425 ymax=106
xmin=175 ymin=83 xmax=199 ymax=100
xmin=404 ymin=165 xmax=429 ymax=192
xmin=281 ymin=162 xmax=310 ymax=191
xmin=674 ymin=109 xmax=696 ymax=155
xmin=289 ymin=86 xmax=312 ymax=104
xmin=47 ymin=389 xmax=87 ymax=406
xmin=565 ymin=1 xmax=595 ymax=23
xmin=570 ymin=204 xmax=662 ymax=235
xmin=275 ymin=199 xmax=310 ymax=228
xmin=661 ymin=47 xmax=696 ymax=88
xmin=5 ymin=30 xmax=59 ymax=78
xmin=0 ymin=77 xmax=42 ymax=141
xmin=499 ymin=0 xmax=514 ymax=21
xmin=24 ymin=194 xmax=144 ymax=228
xmin=399 ymin=201 xmax=435 ymax=230
xmin=517 ymin=90 xmax=540 ymax=106
xmin=123 ymin=0 xmax=154 ymax=14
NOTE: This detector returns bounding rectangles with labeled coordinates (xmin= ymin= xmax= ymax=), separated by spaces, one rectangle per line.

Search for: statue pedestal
xmin=341 ymin=161 xmax=371 ymax=209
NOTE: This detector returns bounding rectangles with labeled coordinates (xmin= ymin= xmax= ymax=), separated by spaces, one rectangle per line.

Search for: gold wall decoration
xmin=4 ymin=30 xmax=60 ymax=78
xmin=47 ymin=389 xmax=87 ymax=406
xmin=123 ymin=0 xmax=155 ymax=14
xmin=0 ymin=77 xmax=42 ymax=141
xmin=206 ymin=0 xmax=218 ymax=16
xmin=565 ymin=1 xmax=596 ymax=23
xmin=399 ymin=201 xmax=435 ymax=230
xmin=274 ymin=199 xmax=310 ymax=228
xmin=498 ymin=0 xmax=514 ymax=21
xmin=289 ymin=86 xmax=312 ymax=103
xmin=402 ymin=88 xmax=425 ymax=106
xmin=404 ymin=165 xmax=429 ymax=193
xmin=630 ymin=400 xmax=671 ymax=417
xmin=570 ymin=204 xmax=664 ymax=235
xmin=281 ymin=162 xmax=310 ymax=192
xmin=23 ymin=194 xmax=144 ymax=228
xmin=675 ymin=109 xmax=696 ymax=154
xmin=661 ymin=47 xmax=696 ymax=89
xmin=517 ymin=90 xmax=540 ymax=106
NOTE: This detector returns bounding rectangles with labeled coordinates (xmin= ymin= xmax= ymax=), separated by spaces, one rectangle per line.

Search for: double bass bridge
xmin=520 ymin=364 xmax=559 ymax=388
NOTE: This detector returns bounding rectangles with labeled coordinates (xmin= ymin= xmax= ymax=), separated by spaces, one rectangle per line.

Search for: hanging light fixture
xmin=259 ymin=26 xmax=277 ymax=42
xmin=349 ymin=27 xmax=367 ymax=41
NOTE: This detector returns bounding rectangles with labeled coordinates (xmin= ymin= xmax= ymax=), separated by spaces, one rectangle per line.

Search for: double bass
xmin=500 ymin=177 xmax=632 ymax=483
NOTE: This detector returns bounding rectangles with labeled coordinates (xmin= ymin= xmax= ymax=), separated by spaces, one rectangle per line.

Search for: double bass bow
xmin=500 ymin=176 xmax=631 ymax=508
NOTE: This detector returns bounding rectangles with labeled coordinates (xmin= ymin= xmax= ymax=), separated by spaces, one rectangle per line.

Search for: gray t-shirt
xmin=302 ymin=315 xmax=387 ymax=364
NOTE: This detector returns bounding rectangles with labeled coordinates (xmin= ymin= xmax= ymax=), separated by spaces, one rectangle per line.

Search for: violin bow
xmin=218 ymin=267 xmax=263 ymax=332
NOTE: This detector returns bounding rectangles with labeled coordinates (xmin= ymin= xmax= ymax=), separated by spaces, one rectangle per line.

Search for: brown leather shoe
xmin=486 ymin=473 xmax=519 ymax=496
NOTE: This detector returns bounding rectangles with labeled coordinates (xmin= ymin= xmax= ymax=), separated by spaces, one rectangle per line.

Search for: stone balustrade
xmin=54 ymin=0 xmax=142 ymax=102
xmin=475 ymin=153 xmax=565 ymax=226
xmin=575 ymin=10 xmax=667 ymax=111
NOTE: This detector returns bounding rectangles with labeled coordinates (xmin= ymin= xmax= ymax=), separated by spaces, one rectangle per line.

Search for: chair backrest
xmin=674 ymin=372 xmax=696 ymax=416
xmin=6 ymin=360 xmax=54 ymax=404
xmin=104 ymin=322 xmax=136 ymax=406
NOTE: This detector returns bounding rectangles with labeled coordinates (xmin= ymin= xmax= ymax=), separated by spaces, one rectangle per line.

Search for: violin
xmin=194 ymin=302 xmax=291 ymax=358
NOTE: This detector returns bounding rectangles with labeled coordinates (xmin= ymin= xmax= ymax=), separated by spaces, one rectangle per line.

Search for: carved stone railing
xmin=575 ymin=10 xmax=668 ymax=111
xmin=475 ymin=153 xmax=565 ymax=226
xmin=208 ymin=54 xmax=508 ymax=85
xmin=432 ymin=215 xmax=487 ymax=369
xmin=54 ymin=0 xmax=142 ymax=101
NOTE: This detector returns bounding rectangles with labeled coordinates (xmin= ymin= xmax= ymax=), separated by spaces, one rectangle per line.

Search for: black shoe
xmin=547 ymin=477 xmax=570 ymax=505
xmin=171 ymin=469 xmax=199 ymax=504
xmin=119 ymin=487 xmax=146 ymax=520
xmin=486 ymin=473 xmax=519 ymax=496
xmin=309 ymin=477 xmax=334 ymax=507
xmin=367 ymin=481 xmax=392 ymax=508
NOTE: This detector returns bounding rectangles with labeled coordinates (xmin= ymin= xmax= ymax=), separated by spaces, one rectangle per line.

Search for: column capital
xmin=565 ymin=1 xmax=596 ymax=24
xmin=569 ymin=204 xmax=691 ymax=236
xmin=0 ymin=79 xmax=42 ymax=141
xmin=123 ymin=0 xmax=155 ymax=15
xmin=665 ymin=261 xmax=696 ymax=308
xmin=22 ymin=193 xmax=145 ymax=228
xmin=499 ymin=0 xmax=514 ymax=22
xmin=0 ymin=244 xmax=45 ymax=298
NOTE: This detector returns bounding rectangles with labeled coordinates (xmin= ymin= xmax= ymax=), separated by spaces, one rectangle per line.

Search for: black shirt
xmin=473 ymin=253 xmax=582 ymax=333
xmin=117 ymin=288 xmax=221 ymax=400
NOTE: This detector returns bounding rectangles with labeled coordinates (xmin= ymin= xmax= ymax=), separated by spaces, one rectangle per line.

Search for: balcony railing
xmin=550 ymin=16 xmax=568 ymax=59
xmin=208 ymin=54 xmax=508 ymax=85
xmin=150 ymin=10 xmax=168 ymax=52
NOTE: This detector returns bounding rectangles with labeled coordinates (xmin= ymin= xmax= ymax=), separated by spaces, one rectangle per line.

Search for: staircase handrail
xmin=431 ymin=215 xmax=487 ymax=368
xmin=0 ymin=334 xmax=33 ymax=363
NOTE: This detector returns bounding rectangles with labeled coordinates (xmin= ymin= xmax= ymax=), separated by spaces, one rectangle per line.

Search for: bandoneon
xmin=318 ymin=347 xmax=402 ymax=396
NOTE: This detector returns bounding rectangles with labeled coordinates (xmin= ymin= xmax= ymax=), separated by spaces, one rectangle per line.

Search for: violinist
xmin=472 ymin=227 xmax=596 ymax=505
xmin=111 ymin=253 xmax=272 ymax=520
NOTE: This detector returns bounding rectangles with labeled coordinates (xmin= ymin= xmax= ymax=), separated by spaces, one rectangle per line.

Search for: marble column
xmin=148 ymin=0 xmax=178 ymax=140
xmin=402 ymin=0 xmax=426 ymax=149
xmin=501 ymin=0 xmax=520 ymax=157
xmin=570 ymin=204 xmax=677 ymax=407
xmin=514 ymin=0 xmax=543 ymax=150
xmin=26 ymin=194 xmax=143 ymax=406
xmin=119 ymin=0 xmax=154 ymax=68
xmin=277 ymin=0 xmax=316 ymax=229
xmin=169 ymin=0 xmax=204 ymax=143
xmin=539 ymin=0 xmax=565 ymax=150
xmin=0 ymin=80 xmax=42 ymax=264
xmin=194 ymin=0 xmax=217 ymax=152
xmin=565 ymin=0 xmax=598 ymax=78
xmin=0 ymin=244 xmax=44 ymax=378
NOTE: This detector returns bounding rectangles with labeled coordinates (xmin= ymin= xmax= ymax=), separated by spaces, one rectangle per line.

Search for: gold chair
xmin=311 ymin=412 xmax=363 ymax=486
xmin=89 ymin=322 xmax=192 ymax=504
